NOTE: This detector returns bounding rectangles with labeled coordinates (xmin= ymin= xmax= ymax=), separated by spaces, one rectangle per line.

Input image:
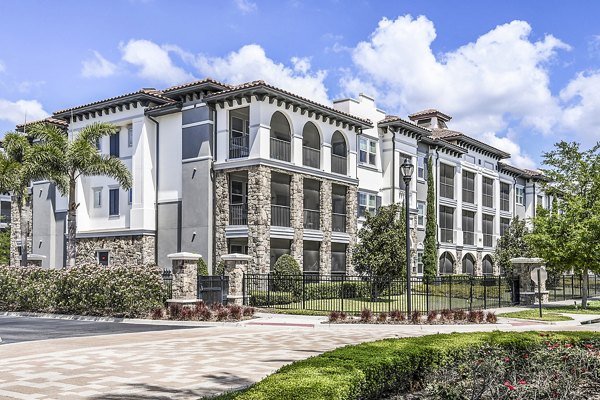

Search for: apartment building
xmin=8 ymin=78 xmax=551 ymax=275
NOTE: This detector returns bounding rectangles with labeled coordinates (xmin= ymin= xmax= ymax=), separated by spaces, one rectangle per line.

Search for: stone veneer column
xmin=290 ymin=174 xmax=304 ymax=266
xmin=75 ymin=235 xmax=156 ymax=267
xmin=167 ymin=252 xmax=201 ymax=300
xmin=319 ymin=180 xmax=332 ymax=275
xmin=345 ymin=185 xmax=358 ymax=276
xmin=214 ymin=171 xmax=229 ymax=265
xmin=511 ymin=257 xmax=548 ymax=305
xmin=222 ymin=253 xmax=252 ymax=305
xmin=9 ymin=197 xmax=32 ymax=266
xmin=475 ymin=250 xmax=483 ymax=276
xmin=455 ymin=249 xmax=463 ymax=275
xmin=247 ymin=166 xmax=271 ymax=274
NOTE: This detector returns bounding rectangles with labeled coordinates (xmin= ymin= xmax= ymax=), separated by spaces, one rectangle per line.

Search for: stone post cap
xmin=510 ymin=257 xmax=545 ymax=264
xmin=28 ymin=254 xmax=47 ymax=261
xmin=221 ymin=253 xmax=253 ymax=262
xmin=167 ymin=252 xmax=202 ymax=261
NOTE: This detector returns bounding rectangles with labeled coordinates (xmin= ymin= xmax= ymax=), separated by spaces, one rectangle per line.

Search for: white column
xmin=475 ymin=171 xmax=483 ymax=247
xmin=494 ymin=177 xmax=501 ymax=247
xmin=130 ymin=118 xmax=156 ymax=231
xmin=322 ymin=143 xmax=331 ymax=172
xmin=455 ymin=164 xmax=463 ymax=246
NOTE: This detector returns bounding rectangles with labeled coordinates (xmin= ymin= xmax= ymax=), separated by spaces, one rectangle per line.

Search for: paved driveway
xmin=0 ymin=313 xmax=598 ymax=399
xmin=0 ymin=315 xmax=200 ymax=344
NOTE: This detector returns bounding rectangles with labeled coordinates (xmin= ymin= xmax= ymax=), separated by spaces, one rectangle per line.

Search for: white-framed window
xmin=359 ymin=137 xmax=377 ymax=165
xmin=95 ymin=138 xmax=101 ymax=152
xmin=417 ymin=201 xmax=425 ymax=227
xmin=93 ymin=188 xmax=102 ymax=208
xmin=109 ymin=188 xmax=119 ymax=216
xmin=96 ymin=250 xmax=109 ymax=266
xmin=128 ymin=188 xmax=133 ymax=205
xmin=358 ymin=192 xmax=377 ymax=217
xmin=416 ymin=250 xmax=424 ymax=275
xmin=127 ymin=125 xmax=133 ymax=148
xmin=515 ymin=187 xmax=524 ymax=205
xmin=439 ymin=163 xmax=455 ymax=199
xmin=417 ymin=154 xmax=426 ymax=179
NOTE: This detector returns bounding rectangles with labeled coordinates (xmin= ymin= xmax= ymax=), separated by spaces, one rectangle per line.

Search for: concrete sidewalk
xmin=1 ymin=311 xmax=599 ymax=399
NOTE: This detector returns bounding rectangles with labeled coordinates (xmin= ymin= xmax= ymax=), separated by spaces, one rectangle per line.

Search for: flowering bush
xmin=0 ymin=264 xmax=166 ymax=317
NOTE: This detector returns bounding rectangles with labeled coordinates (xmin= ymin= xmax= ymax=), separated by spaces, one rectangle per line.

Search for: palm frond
xmin=82 ymin=154 xmax=132 ymax=189
xmin=76 ymin=122 xmax=119 ymax=146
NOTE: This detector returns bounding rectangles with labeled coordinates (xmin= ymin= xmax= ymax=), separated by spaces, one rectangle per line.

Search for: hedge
xmin=210 ymin=331 xmax=600 ymax=400
xmin=0 ymin=264 xmax=166 ymax=317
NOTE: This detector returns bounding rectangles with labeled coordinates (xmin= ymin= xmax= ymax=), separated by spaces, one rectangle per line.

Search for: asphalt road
xmin=0 ymin=315 xmax=202 ymax=344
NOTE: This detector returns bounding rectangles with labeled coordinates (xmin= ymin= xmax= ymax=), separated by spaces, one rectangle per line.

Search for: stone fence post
xmin=221 ymin=253 xmax=252 ymax=305
xmin=510 ymin=257 xmax=548 ymax=305
xmin=167 ymin=252 xmax=201 ymax=300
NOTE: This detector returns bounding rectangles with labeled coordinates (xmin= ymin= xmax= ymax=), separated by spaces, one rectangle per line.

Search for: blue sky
xmin=1 ymin=0 xmax=599 ymax=168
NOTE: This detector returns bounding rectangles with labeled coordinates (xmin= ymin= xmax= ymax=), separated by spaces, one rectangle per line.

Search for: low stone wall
xmin=76 ymin=235 xmax=155 ymax=267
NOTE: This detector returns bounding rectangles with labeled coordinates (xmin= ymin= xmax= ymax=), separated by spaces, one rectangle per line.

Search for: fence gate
xmin=198 ymin=276 xmax=229 ymax=305
xmin=511 ymin=277 xmax=520 ymax=305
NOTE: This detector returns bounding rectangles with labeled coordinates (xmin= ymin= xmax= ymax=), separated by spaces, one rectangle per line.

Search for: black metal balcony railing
xmin=270 ymin=137 xmax=291 ymax=162
xmin=331 ymin=154 xmax=347 ymax=175
xmin=229 ymin=204 xmax=248 ymax=225
xmin=463 ymin=231 xmax=474 ymax=246
xmin=229 ymin=135 xmax=249 ymax=159
xmin=271 ymin=205 xmax=291 ymax=227
xmin=483 ymin=233 xmax=493 ymax=247
xmin=302 ymin=146 xmax=320 ymax=169
xmin=303 ymin=209 xmax=320 ymax=230
xmin=332 ymin=213 xmax=346 ymax=232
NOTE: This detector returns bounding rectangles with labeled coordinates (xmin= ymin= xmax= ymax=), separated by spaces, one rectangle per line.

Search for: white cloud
xmin=559 ymin=70 xmax=600 ymax=143
xmin=481 ymin=131 xmax=536 ymax=169
xmin=81 ymin=51 xmax=117 ymax=78
xmin=192 ymin=44 xmax=330 ymax=104
xmin=234 ymin=0 xmax=257 ymax=13
xmin=0 ymin=61 xmax=5 ymax=74
xmin=120 ymin=39 xmax=195 ymax=85
xmin=0 ymin=99 xmax=49 ymax=125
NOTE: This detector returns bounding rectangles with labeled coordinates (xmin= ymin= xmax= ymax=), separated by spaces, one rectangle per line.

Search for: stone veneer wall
xmin=75 ymin=235 xmax=155 ymax=267
xmin=9 ymin=197 xmax=32 ymax=266
xmin=345 ymin=185 xmax=358 ymax=275
xmin=247 ymin=165 xmax=271 ymax=274
xmin=290 ymin=174 xmax=304 ymax=266
xmin=319 ymin=180 xmax=332 ymax=275
xmin=214 ymin=171 xmax=229 ymax=267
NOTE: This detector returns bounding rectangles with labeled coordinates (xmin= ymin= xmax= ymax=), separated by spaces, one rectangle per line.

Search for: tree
xmin=28 ymin=122 xmax=132 ymax=268
xmin=0 ymin=130 xmax=60 ymax=266
xmin=0 ymin=228 xmax=9 ymax=265
xmin=352 ymin=203 xmax=406 ymax=289
xmin=423 ymin=156 xmax=437 ymax=279
xmin=526 ymin=141 xmax=600 ymax=308
xmin=493 ymin=216 xmax=530 ymax=276
xmin=197 ymin=257 xmax=209 ymax=276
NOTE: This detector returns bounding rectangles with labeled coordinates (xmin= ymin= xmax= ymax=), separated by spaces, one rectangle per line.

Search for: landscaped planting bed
xmin=208 ymin=331 xmax=600 ymax=400
xmin=327 ymin=308 xmax=498 ymax=324
xmin=152 ymin=302 xmax=255 ymax=322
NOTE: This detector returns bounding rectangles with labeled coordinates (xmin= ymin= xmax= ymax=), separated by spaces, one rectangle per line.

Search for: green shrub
xmin=214 ymin=331 xmax=600 ymax=400
xmin=214 ymin=261 xmax=225 ymax=276
xmin=304 ymin=281 xmax=370 ymax=300
xmin=0 ymin=264 xmax=166 ymax=317
xmin=197 ymin=257 xmax=209 ymax=276
xmin=249 ymin=290 xmax=298 ymax=306
xmin=271 ymin=255 xmax=301 ymax=292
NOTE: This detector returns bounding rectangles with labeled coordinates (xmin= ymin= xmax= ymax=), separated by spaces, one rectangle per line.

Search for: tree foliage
xmin=423 ymin=156 xmax=437 ymax=279
xmin=526 ymin=141 xmax=600 ymax=308
xmin=197 ymin=257 xmax=209 ymax=276
xmin=493 ymin=217 xmax=530 ymax=276
xmin=0 ymin=228 xmax=9 ymax=265
xmin=352 ymin=203 xmax=406 ymax=281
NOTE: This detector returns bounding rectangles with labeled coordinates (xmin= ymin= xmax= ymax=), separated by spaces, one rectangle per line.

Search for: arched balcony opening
xmin=302 ymin=122 xmax=320 ymax=169
xmin=269 ymin=112 xmax=291 ymax=162
xmin=331 ymin=131 xmax=347 ymax=175
xmin=439 ymin=251 xmax=455 ymax=275
xmin=462 ymin=253 xmax=476 ymax=275
xmin=482 ymin=255 xmax=494 ymax=276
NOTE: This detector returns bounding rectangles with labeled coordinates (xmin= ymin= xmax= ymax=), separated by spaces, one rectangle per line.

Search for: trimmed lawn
xmin=498 ymin=309 xmax=573 ymax=321
xmin=545 ymin=301 xmax=600 ymax=314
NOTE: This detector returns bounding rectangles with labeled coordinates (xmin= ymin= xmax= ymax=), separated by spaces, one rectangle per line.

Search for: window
xmin=359 ymin=137 xmax=377 ymax=165
xmin=464 ymin=154 xmax=476 ymax=164
xmin=128 ymin=188 xmax=133 ymax=205
xmin=93 ymin=188 xmax=102 ymax=208
xmin=462 ymin=211 xmax=475 ymax=245
xmin=109 ymin=189 xmax=119 ymax=216
xmin=484 ymin=161 xmax=495 ymax=170
xmin=127 ymin=125 xmax=133 ymax=147
xmin=95 ymin=137 xmax=101 ymax=152
xmin=439 ymin=163 xmax=455 ymax=199
xmin=462 ymin=254 xmax=475 ymax=275
xmin=417 ymin=154 xmax=426 ymax=179
xmin=500 ymin=217 xmax=510 ymax=236
xmin=303 ymin=241 xmax=320 ymax=274
xmin=482 ymin=177 xmax=494 ymax=208
xmin=358 ymin=192 xmax=377 ymax=217
xmin=482 ymin=255 xmax=494 ymax=275
xmin=439 ymin=252 xmax=454 ymax=274
xmin=229 ymin=108 xmax=250 ymax=159
xmin=417 ymin=251 xmax=423 ymax=275
xmin=110 ymin=131 xmax=120 ymax=157
xmin=439 ymin=206 xmax=454 ymax=243
xmin=97 ymin=250 xmax=109 ymax=266
xmin=500 ymin=182 xmax=510 ymax=212
xmin=537 ymin=195 xmax=544 ymax=209
xmin=331 ymin=243 xmax=347 ymax=275
xmin=462 ymin=171 xmax=475 ymax=204
xmin=417 ymin=201 xmax=425 ymax=227
xmin=482 ymin=214 xmax=494 ymax=247
xmin=515 ymin=187 xmax=524 ymax=205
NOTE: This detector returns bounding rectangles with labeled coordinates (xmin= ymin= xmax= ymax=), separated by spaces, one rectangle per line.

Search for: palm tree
xmin=0 ymin=130 xmax=60 ymax=266
xmin=28 ymin=122 xmax=132 ymax=268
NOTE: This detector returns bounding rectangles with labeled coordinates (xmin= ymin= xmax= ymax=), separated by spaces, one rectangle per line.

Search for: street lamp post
xmin=401 ymin=158 xmax=414 ymax=316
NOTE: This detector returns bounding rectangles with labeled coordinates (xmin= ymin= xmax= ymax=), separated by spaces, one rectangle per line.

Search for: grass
xmin=545 ymin=300 xmax=600 ymax=314
xmin=498 ymin=309 xmax=573 ymax=321
xmin=203 ymin=331 xmax=600 ymax=400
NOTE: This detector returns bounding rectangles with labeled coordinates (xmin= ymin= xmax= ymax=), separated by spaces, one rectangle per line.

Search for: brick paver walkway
xmin=1 ymin=315 xmax=599 ymax=399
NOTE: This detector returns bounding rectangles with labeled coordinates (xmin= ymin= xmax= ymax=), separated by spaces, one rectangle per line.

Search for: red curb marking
xmin=246 ymin=322 xmax=315 ymax=328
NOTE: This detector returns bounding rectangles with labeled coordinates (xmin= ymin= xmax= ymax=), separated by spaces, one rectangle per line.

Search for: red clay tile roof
xmin=16 ymin=117 xmax=68 ymax=129
xmin=408 ymin=109 xmax=452 ymax=121
xmin=429 ymin=128 xmax=463 ymax=139
xmin=163 ymin=78 xmax=232 ymax=93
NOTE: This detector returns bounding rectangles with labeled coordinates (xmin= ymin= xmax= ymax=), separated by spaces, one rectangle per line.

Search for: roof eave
xmin=53 ymin=93 xmax=173 ymax=119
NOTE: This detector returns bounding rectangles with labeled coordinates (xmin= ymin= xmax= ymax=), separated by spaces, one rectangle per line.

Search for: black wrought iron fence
xmin=244 ymin=274 xmax=517 ymax=314
xmin=198 ymin=275 xmax=229 ymax=305
xmin=547 ymin=275 xmax=600 ymax=301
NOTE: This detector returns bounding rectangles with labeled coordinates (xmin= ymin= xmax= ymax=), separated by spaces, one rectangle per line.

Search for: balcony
xmin=440 ymin=228 xmax=453 ymax=244
xmin=463 ymin=231 xmax=474 ymax=246
xmin=271 ymin=205 xmax=291 ymax=227
xmin=483 ymin=233 xmax=493 ymax=247
xmin=332 ymin=213 xmax=346 ymax=232
xmin=229 ymin=135 xmax=249 ymax=159
xmin=331 ymin=154 xmax=347 ymax=175
xmin=303 ymin=146 xmax=320 ymax=169
xmin=270 ymin=137 xmax=291 ymax=162
xmin=303 ymin=209 xmax=320 ymax=230
xmin=229 ymin=204 xmax=248 ymax=225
